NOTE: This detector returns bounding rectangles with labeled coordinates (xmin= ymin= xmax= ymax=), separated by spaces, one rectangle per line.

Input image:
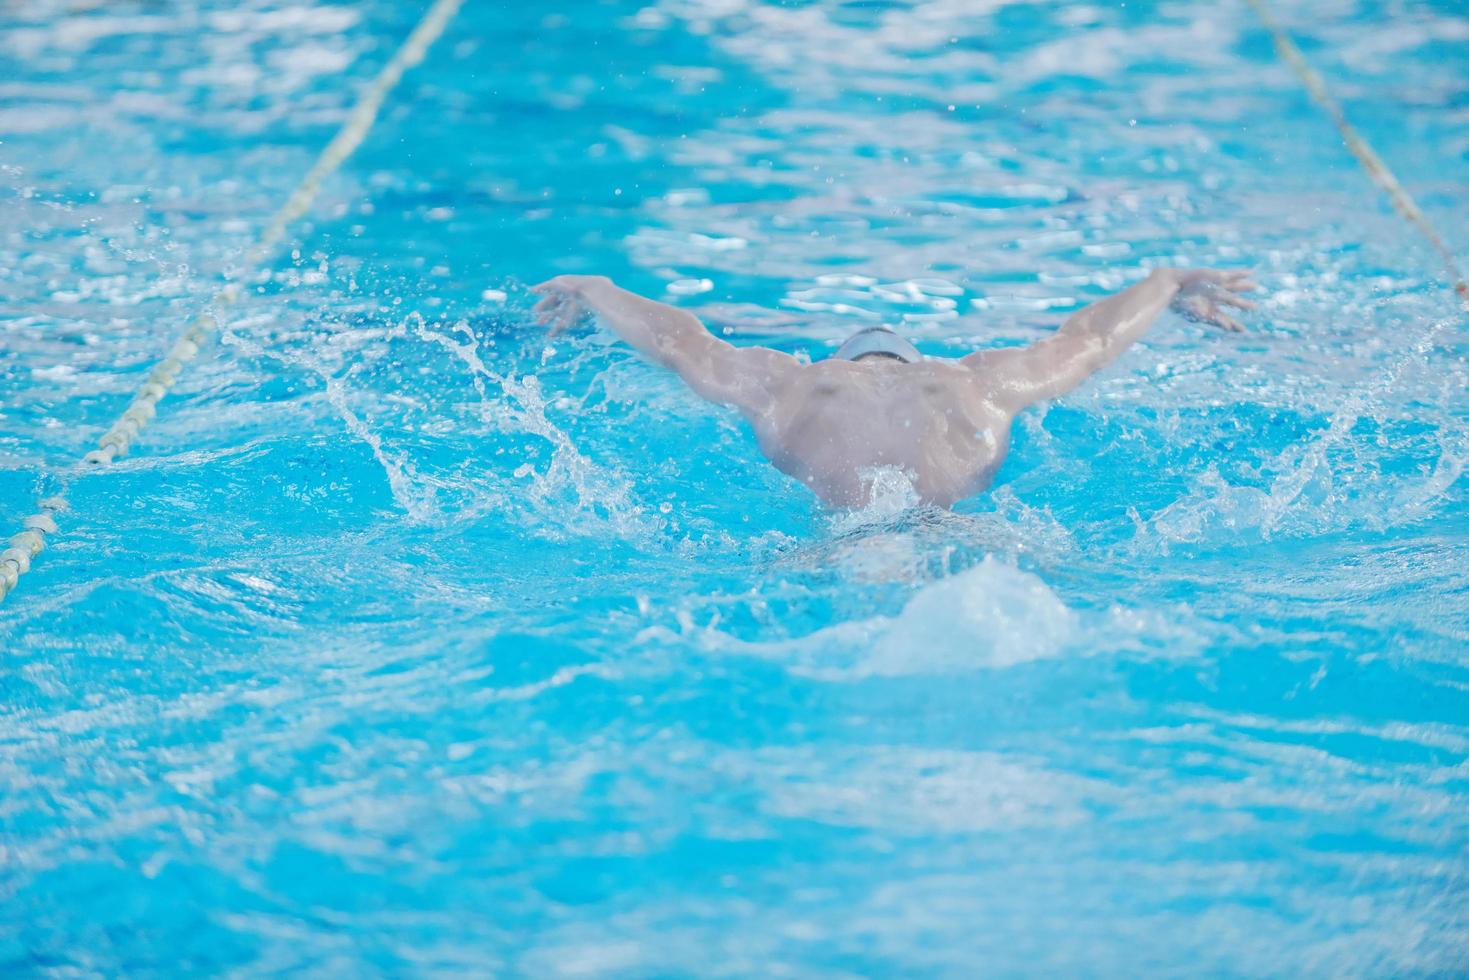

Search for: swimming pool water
xmin=2 ymin=0 xmax=1467 ymax=973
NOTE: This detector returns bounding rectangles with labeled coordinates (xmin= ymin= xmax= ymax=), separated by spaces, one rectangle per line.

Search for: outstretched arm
xmin=531 ymin=275 xmax=797 ymax=414
xmin=963 ymin=268 xmax=1257 ymax=411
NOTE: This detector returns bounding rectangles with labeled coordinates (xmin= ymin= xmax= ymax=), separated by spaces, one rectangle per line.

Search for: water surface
xmin=2 ymin=0 xmax=1467 ymax=973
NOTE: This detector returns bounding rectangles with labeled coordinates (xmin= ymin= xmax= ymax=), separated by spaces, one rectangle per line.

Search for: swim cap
xmin=834 ymin=327 xmax=922 ymax=363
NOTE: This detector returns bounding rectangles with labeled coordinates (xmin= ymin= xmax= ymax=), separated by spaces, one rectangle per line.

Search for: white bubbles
xmin=826 ymin=466 xmax=924 ymax=534
xmin=864 ymin=556 xmax=1079 ymax=673
xmin=668 ymin=553 xmax=1196 ymax=681
xmin=665 ymin=277 xmax=713 ymax=296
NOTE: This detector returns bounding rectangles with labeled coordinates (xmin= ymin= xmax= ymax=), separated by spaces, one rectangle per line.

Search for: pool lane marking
xmin=1246 ymin=0 xmax=1469 ymax=307
xmin=0 ymin=0 xmax=465 ymax=605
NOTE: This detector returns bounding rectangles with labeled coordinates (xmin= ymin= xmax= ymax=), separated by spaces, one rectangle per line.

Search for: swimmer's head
xmin=833 ymin=326 xmax=922 ymax=363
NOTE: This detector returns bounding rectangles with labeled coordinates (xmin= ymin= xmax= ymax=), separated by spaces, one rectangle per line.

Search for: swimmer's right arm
xmin=531 ymin=275 xmax=798 ymax=412
xmin=963 ymin=268 xmax=1258 ymax=410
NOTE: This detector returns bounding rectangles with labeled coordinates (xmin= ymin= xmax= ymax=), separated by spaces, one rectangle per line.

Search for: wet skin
xmin=532 ymin=269 xmax=1259 ymax=508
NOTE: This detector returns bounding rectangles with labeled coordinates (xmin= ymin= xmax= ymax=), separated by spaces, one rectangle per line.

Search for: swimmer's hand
xmin=1167 ymin=268 xmax=1258 ymax=333
xmin=531 ymin=274 xmax=610 ymax=336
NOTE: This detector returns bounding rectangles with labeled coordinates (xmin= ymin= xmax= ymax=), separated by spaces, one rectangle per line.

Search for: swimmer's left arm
xmin=531 ymin=275 xmax=799 ymax=413
xmin=962 ymin=268 xmax=1258 ymax=410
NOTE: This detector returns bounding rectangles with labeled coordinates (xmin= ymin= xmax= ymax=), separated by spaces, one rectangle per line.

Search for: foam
xmin=864 ymin=555 xmax=1079 ymax=673
xmin=660 ymin=557 xmax=1083 ymax=679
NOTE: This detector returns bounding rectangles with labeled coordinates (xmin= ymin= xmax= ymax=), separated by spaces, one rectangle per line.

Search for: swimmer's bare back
xmin=531 ymin=268 xmax=1258 ymax=508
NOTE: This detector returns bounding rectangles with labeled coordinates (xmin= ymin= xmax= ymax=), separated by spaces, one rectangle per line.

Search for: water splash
xmin=408 ymin=314 xmax=657 ymax=539
xmin=652 ymin=555 xmax=1202 ymax=680
xmin=1135 ymin=310 xmax=1466 ymax=549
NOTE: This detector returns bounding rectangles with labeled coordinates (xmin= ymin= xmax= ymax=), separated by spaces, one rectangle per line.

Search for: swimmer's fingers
xmin=532 ymin=293 xmax=559 ymax=319
xmin=529 ymin=277 xmax=568 ymax=295
xmin=543 ymin=297 xmax=587 ymax=337
xmin=533 ymin=289 xmax=584 ymax=322
xmin=1175 ymin=294 xmax=1210 ymax=324
xmin=543 ymin=301 xmax=572 ymax=337
xmin=1206 ymin=299 xmax=1246 ymax=332
xmin=550 ymin=306 xmax=581 ymax=337
xmin=1203 ymin=297 xmax=1246 ymax=332
xmin=1177 ymin=294 xmax=1244 ymax=333
xmin=533 ymin=293 xmax=572 ymax=314
xmin=532 ymin=293 xmax=567 ymax=329
xmin=530 ymin=277 xmax=596 ymax=335
xmin=1219 ymin=275 xmax=1259 ymax=317
xmin=1203 ymin=270 xmax=1257 ymax=292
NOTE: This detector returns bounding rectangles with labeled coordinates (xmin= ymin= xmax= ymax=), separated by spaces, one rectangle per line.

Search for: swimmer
xmin=531 ymin=269 xmax=1258 ymax=508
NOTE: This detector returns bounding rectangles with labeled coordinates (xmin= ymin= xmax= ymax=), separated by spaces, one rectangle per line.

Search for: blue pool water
xmin=3 ymin=0 xmax=1468 ymax=973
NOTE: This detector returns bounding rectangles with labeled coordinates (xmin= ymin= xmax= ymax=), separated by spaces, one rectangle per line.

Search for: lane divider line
xmin=1246 ymin=0 xmax=1469 ymax=306
xmin=1 ymin=0 xmax=465 ymax=605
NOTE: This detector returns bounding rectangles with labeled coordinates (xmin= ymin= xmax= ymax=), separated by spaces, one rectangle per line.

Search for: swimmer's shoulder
xmin=925 ymin=355 xmax=1022 ymax=416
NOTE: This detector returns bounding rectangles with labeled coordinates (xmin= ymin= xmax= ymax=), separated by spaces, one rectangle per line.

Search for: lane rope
xmin=1245 ymin=0 xmax=1469 ymax=307
xmin=0 ymin=0 xmax=465 ymax=604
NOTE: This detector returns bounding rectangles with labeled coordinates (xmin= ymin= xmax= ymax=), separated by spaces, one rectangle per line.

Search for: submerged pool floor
xmin=2 ymin=0 xmax=1467 ymax=973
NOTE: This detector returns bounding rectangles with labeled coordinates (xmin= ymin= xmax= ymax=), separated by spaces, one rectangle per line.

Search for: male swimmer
xmin=531 ymin=269 xmax=1258 ymax=508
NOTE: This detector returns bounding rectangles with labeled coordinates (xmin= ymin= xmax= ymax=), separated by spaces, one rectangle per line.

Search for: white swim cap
xmin=833 ymin=327 xmax=922 ymax=363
